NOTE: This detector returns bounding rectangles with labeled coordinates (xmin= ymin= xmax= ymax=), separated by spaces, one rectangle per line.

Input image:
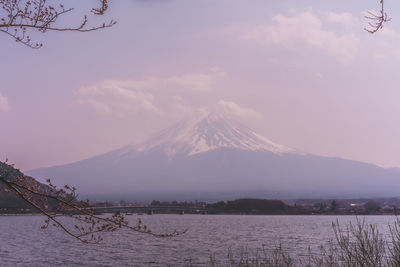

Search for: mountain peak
xmin=29 ymin=113 xmax=399 ymax=198
xmin=130 ymin=111 xmax=296 ymax=157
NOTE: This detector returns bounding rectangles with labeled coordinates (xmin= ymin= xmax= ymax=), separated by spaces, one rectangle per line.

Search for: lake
xmin=0 ymin=215 xmax=397 ymax=266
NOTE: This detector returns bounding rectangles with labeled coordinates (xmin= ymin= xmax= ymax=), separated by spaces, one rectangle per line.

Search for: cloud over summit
xmin=241 ymin=11 xmax=359 ymax=63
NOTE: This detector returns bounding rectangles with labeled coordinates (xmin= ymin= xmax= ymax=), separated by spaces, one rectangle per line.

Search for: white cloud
xmin=218 ymin=100 xmax=263 ymax=121
xmin=166 ymin=67 xmax=226 ymax=91
xmin=77 ymin=78 xmax=159 ymax=117
xmin=169 ymin=95 xmax=193 ymax=117
xmin=378 ymin=27 xmax=397 ymax=37
xmin=209 ymin=66 xmax=227 ymax=77
xmin=362 ymin=26 xmax=400 ymax=60
xmin=77 ymin=67 xmax=227 ymax=116
xmin=167 ymin=74 xmax=213 ymax=91
xmin=327 ymin=12 xmax=354 ymax=25
xmin=0 ymin=93 xmax=10 ymax=112
xmin=241 ymin=11 xmax=359 ymax=63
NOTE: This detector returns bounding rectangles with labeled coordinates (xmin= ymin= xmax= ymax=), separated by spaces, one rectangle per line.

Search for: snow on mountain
xmin=27 ymin=111 xmax=400 ymax=200
xmin=126 ymin=111 xmax=296 ymax=157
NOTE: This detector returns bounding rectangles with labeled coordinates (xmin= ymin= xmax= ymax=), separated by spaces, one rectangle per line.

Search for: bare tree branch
xmin=365 ymin=0 xmax=391 ymax=34
xmin=0 ymin=161 xmax=185 ymax=244
xmin=0 ymin=0 xmax=116 ymax=48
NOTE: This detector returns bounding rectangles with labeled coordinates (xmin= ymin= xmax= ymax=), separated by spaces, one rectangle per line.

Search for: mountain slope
xmin=28 ymin=112 xmax=400 ymax=199
xmin=131 ymin=112 xmax=296 ymax=156
xmin=0 ymin=162 xmax=52 ymax=211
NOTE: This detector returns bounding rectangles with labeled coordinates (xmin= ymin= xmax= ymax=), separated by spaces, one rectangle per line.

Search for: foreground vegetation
xmin=186 ymin=218 xmax=400 ymax=267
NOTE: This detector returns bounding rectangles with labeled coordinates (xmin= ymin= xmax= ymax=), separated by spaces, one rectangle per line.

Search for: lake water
xmin=0 ymin=214 xmax=397 ymax=266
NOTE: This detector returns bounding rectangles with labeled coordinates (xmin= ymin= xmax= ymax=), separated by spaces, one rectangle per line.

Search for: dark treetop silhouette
xmin=0 ymin=0 xmax=115 ymax=48
xmin=0 ymin=161 xmax=183 ymax=243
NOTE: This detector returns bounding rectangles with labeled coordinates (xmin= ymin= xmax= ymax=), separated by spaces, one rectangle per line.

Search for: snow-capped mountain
xmin=28 ymin=112 xmax=400 ymax=200
xmin=126 ymin=112 xmax=295 ymax=157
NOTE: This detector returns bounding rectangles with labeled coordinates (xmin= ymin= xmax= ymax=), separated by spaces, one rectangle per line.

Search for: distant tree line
xmin=150 ymin=200 xmax=206 ymax=208
xmin=207 ymin=199 xmax=290 ymax=214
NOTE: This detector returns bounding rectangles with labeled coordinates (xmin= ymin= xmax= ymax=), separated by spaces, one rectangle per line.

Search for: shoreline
xmin=0 ymin=212 xmax=398 ymax=216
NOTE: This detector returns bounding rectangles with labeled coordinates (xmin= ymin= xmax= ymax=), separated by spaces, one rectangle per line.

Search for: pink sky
xmin=1 ymin=0 xmax=400 ymax=170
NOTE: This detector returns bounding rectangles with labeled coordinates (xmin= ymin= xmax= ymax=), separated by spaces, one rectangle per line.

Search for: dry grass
xmin=185 ymin=218 xmax=400 ymax=267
